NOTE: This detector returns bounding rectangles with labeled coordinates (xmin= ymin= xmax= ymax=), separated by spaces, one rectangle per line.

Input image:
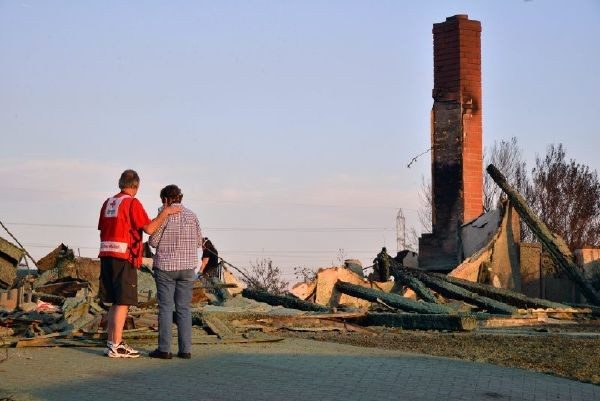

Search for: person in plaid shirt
xmin=148 ymin=184 xmax=202 ymax=359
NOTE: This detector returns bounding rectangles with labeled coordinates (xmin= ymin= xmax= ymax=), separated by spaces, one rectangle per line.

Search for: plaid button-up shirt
xmin=149 ymin=204 xmax=202 ymax=271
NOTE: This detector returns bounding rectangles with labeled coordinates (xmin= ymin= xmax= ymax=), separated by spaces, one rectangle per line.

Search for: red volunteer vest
xmin=98 ymin=194 xmax=143 ymax=266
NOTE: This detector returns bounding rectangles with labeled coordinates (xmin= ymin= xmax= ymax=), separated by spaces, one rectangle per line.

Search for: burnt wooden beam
xmin=334 ymin=280 xmax=453 ymax=314
xmin=487 ymin=164 xmax=600 ymax=305
xmin=413 ymin=272 xmax=516 ymax=315
xmin=566 ymin=303 xmax=600 ymax=318
xmin=241 ymin=288 xmax=331 ymax=312
xmin=31 ymin=291 xmax=65 ymax=305
xmin=387 ymin=258 xmax=439 ymax=304
xmin=357 ymin=312 xmax=477 ymax=331
xmin=433 ymin=273 xmax=568 ymax=310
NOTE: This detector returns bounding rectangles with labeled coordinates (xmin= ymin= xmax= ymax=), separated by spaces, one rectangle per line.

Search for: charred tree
xmin=335 ymin=280 xmax=453 ymax=314
xmin=487 ymin=164 xmax=600 ymax=305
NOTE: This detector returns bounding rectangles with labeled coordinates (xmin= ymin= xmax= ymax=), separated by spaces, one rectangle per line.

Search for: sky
xmin=1 ymin=1 xmax=599 ymax=282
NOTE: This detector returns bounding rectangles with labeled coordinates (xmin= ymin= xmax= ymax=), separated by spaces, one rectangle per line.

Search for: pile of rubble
xmin=1 ymin=166 xmax=599 ymax=349
xmin=0 ymin=243 xmax=286 ymax=349
xmin=0 ymin=238 xmax=598 ymax=351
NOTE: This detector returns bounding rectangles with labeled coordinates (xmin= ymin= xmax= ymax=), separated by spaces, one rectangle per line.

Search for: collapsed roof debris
xmin=0 ymin=164 xmax=598 ymax=354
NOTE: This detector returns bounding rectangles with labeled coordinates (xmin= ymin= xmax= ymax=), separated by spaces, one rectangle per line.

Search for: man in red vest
xmin=98 ymin=169 xmax=180 ymax=358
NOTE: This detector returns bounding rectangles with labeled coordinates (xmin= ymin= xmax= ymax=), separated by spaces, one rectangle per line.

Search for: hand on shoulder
xmin=165 ymin=205 xmax=182 ymax=215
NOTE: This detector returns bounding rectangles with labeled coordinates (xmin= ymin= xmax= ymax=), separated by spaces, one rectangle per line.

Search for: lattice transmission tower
xmin=396 ymin=209 xmax=405 ymax=252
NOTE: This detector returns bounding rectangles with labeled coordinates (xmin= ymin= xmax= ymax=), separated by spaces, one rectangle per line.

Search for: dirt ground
xmin=279 ymin=322 xmax=600 ymax=385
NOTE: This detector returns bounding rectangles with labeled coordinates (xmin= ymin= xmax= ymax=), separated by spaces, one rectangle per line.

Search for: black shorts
xmin=99 ymin=257 xmax=138 ymax=305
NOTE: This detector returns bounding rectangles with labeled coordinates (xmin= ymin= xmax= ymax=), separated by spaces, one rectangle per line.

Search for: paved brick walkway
xmin=0 ymin=338 xmax=598 ymax=401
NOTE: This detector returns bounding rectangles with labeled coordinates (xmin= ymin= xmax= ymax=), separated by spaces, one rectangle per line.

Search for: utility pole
xmin=396 ymin=209 xmax=405 ymax=253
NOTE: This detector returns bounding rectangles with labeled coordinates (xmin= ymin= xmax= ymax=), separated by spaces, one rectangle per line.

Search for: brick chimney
xmin=419 ymin=15 xmax=483 ymax=272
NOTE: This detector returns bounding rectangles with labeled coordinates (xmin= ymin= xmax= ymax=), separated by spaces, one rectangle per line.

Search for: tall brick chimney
xmin=419 ymin=15 xmax=483 ymax=272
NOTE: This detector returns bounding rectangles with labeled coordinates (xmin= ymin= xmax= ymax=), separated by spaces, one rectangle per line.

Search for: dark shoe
xmin=177 ymin=352 xmax=191 ymax=359
xmin=149 ymin=349 xmax=172 ymax=359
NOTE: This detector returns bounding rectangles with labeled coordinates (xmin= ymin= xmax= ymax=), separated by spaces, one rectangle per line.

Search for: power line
xmin=6 ymin=222 xmax=93 ymax=229
xmin=5 ymin=221 xmax=395 ymax=232
xmin=2 ymin=187 xmax=421 ymax=212
xmin=1 ymin=186 xmax=421 ymax=209
xmin=21 ymin=243 xmax=378 ymax=254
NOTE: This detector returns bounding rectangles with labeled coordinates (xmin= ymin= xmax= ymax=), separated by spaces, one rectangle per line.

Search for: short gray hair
xmin=118 ymin=169 xmax=140 ymax=189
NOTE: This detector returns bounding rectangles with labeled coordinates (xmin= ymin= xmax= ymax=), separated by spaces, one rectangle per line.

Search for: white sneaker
xmin=106 ymin=341 xmax=140 ymax=358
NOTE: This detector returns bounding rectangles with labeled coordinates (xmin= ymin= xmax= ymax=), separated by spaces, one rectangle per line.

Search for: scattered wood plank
xmin=35 ymin=281 xmax=88 ymax=298
xmin=81 ymin=327 xmax=153 ymax=339
xmin=412 ymin=272 xmax=517 ymax=315
xmin=432 ymin=273 xmax=569 ymax=310
xmin=229 ymin=314 xmax=377 ymax=336
xmin=282 ymin=326 xmax=344 ymax=332
xmin=206 ymin=335 xmax=285 ymax=345
xmin=232 ymin=323 xmax=276 ymax=333
xmin=202 ymin=314 xmax=237 ymax=339
xmin=193 ymin=282 xmax=239 ymax=289
xmin=481 ymin=316 xmax=548 ymax=328
xmin=16 ymin=338 xmax=103 ymax=348
xmin=1 ymin=316 xmax=43 ymax=325
xmin=32 ymin=292 xmax=65 ymax=305
xmin=487 ymin=164 xmax=600 ymax=305
xmin=15 ymin=332 xmax=65 ymax=348
xmin=295 ymin=311 xmax=367 ymax=320
xmin=242 ymin=288 xmax=331 ymax=312
xmin=529 ymin=308 xmax=592 ymax=320
xmin=358 ymin=313 xmax=477 ymax=331
xmin=334 ymin=281 xmax=453 ymax=314
xmin=567 ymin=303 xmax=600 ymax=318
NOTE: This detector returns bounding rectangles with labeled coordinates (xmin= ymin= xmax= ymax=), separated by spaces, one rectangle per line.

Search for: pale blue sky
xmin=1 ymin=1 xmax=599 ymax=280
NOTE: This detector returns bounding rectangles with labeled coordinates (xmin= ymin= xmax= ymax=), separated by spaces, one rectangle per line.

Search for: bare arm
xmin=143 ymin=205 xmax=181 ymax=235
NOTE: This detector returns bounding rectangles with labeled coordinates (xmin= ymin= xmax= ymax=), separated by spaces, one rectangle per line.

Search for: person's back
xmin=148 ymin=184 xmax=202 ymax=360
xmin=97 ymin=169 xmax=180 ymax=359
xmin=152 ymin=205 xmax=201 ymax=271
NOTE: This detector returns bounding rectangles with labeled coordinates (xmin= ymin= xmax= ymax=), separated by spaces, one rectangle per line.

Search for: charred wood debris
xmin=1 ymin=166 xmax=599 ymax=351
xmin=0 ymin=246 xmax=597 ymax=351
